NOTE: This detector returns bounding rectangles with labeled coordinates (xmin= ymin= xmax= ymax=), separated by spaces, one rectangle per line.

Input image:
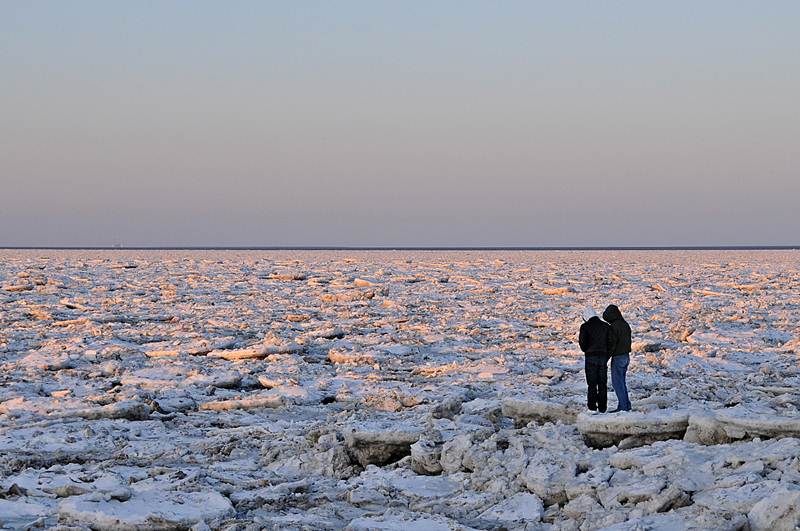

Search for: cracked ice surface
xmin=1 ymin=250 xmax=799 ymax=530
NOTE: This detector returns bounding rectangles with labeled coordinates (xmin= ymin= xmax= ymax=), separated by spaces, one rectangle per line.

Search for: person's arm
xmin=607 ymin=325 xmax=617 ymax=356
xmin=579 ymin=324 xmax=587 ymax=352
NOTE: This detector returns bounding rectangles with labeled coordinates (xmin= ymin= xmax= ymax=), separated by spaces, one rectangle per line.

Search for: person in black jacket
xmin=578 ymin=307 xmax=610 ymax=413
xmin=603 ymin=304 xmax=632 ymax=412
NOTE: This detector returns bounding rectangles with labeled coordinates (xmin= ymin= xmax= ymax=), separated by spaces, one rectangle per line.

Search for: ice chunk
xmin=502 ymin=398 xmax=577 ymax=426
xmin=58 ymin=490 xmax=234 ymax=529
xmin=577 ymin=409 xmax=689 ymax=448
xmin=478 ymin=492 xmax=544 ymax=524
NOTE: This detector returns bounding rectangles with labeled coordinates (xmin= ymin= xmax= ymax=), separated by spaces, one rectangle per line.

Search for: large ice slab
xmin=685 ymin=407 xmax=800 ymax=445
xmin=576 ymin=410 xmax=690 ymax=448
xmin=58 ymin=490 xmax=234 ymax=529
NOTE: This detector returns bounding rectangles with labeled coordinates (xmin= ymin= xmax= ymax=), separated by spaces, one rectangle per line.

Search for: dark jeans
xmin=585 ymin=354 xmax=608 ymax=412
xmin=611 ymin=353 xmax=631 ymax=411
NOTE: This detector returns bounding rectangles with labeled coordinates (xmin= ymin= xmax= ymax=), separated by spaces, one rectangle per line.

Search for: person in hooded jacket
xmin=603 ymin=304 xmax=632 ymax=412
xmin=578 ymin=307 xmax=610 ymax=413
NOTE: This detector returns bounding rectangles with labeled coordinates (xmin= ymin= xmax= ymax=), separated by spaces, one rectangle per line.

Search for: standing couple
xmin=578 ymin=304 xmax=632 ymax=413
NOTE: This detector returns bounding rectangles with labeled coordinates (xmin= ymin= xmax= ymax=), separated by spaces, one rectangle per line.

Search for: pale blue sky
xmin=1 ymin=2 xmax=798 ymax=246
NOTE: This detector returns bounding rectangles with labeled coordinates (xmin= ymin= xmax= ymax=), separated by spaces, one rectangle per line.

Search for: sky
xmin=1 ymin=2 xmax=798 ymax=247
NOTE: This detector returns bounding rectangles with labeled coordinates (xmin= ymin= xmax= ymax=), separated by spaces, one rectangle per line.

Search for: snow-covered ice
xmin=1 ymin=249 xmax=799 ymax=529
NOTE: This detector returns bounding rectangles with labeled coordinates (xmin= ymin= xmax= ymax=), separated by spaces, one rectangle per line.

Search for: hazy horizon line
xmin=2 ymin=245 xmax=799 ymax=251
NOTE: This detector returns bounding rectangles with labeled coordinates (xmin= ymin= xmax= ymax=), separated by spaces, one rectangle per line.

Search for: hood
xmin=582 ymin=307 xmax=598 ymax=322
xmin=603 ymin=304 xmax=622 ymax=322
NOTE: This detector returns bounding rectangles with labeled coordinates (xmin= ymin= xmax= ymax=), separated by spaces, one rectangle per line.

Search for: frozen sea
xmin=1 ymin=250 xmax=799 ymax=530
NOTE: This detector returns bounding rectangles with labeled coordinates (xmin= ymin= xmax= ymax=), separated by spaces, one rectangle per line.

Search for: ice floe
xmin=1 ymin=249 xmax=799 ymax=529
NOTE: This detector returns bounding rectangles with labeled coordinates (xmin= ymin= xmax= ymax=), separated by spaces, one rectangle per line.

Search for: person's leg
xmin=611 ymin=355 xmax=625 ymax=410
xmin=597 ymin=358 xmax=608 ymax=413
xmin=585 ymin=358 xmax=598 ymax=410
xmin=617 ymin=353 xmax=631 ymax=410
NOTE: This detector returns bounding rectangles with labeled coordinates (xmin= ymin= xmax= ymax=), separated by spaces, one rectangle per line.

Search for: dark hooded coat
xmin=579 ymin=316 xmax=610 ymax=355
xmin=603 ymin=304 xmax=631 ymax=356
